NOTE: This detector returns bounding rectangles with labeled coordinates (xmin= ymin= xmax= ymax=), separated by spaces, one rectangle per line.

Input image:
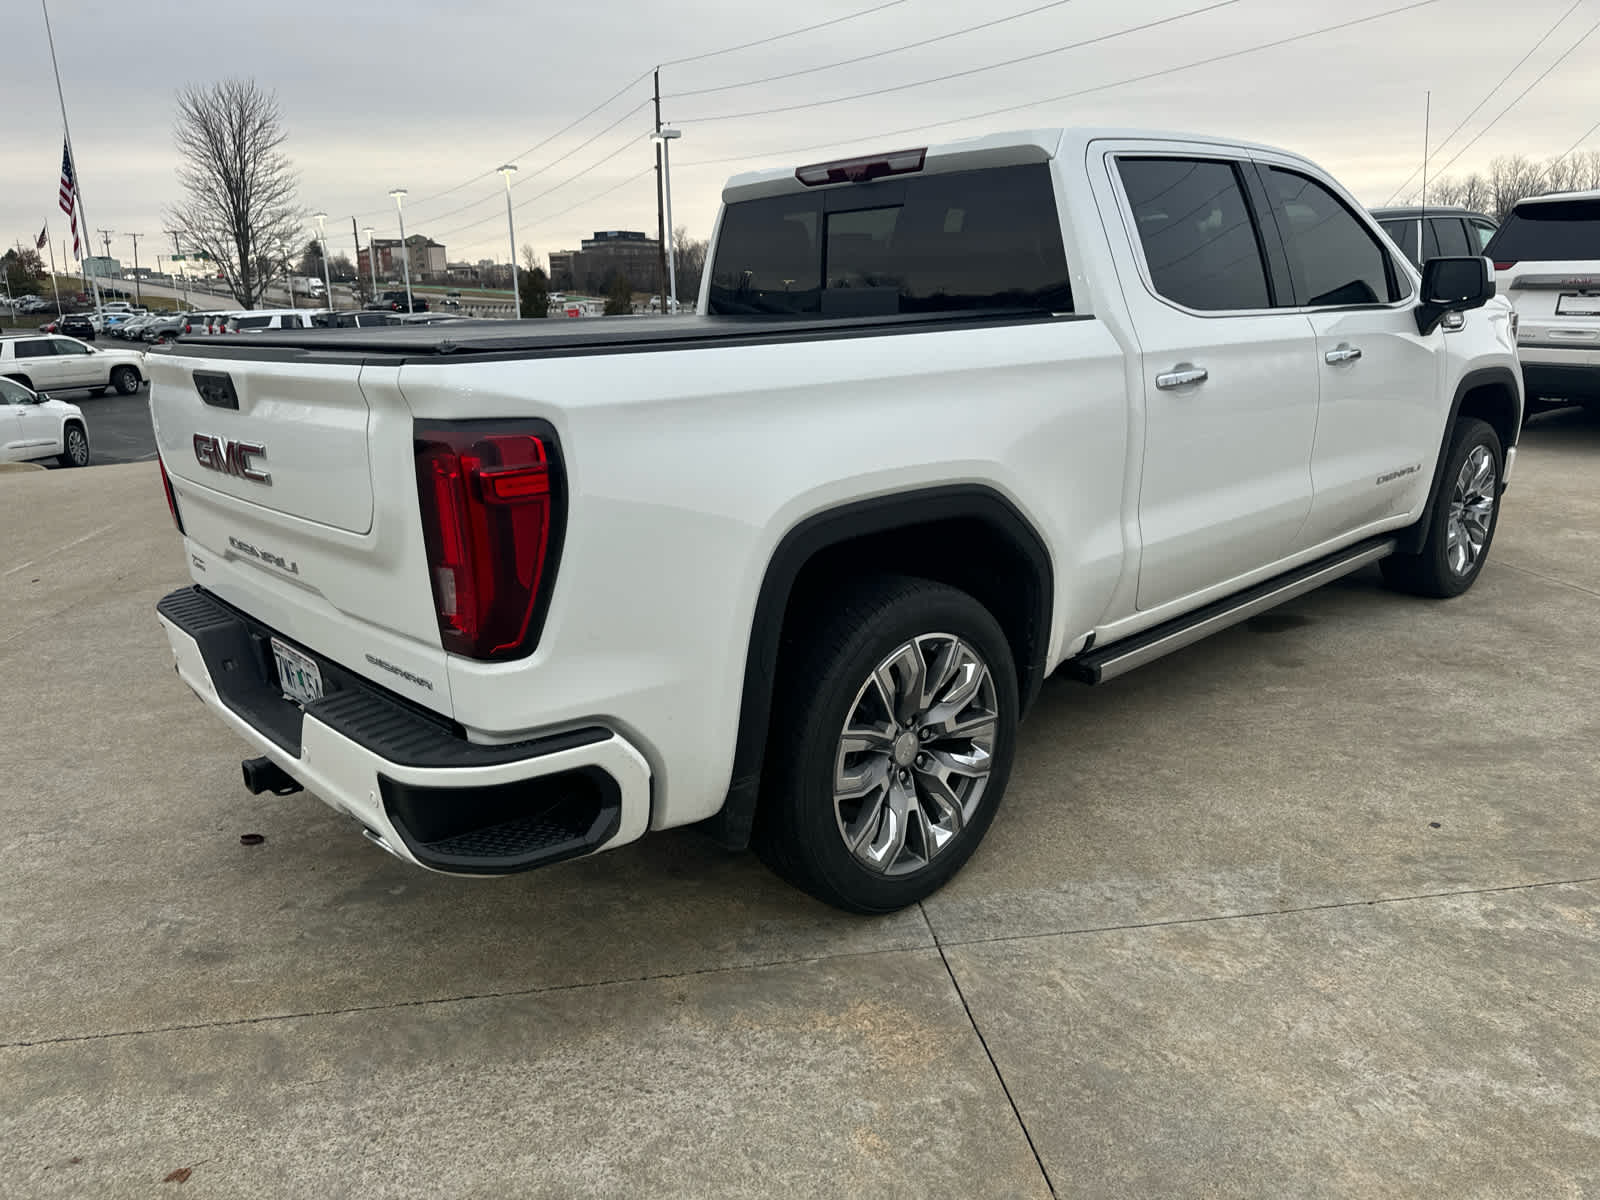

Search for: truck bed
xmin=153 ymin=310 xmax=1063 ymax=364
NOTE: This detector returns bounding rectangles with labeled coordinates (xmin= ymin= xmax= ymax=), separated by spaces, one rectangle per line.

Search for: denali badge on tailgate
xmin=193 ymin=434 xmax=270 ymax=484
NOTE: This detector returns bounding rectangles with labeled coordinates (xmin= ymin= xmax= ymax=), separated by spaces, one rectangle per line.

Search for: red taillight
xmin=158 ymin=456 xmax=185 ymax=534
xmin=795 ymin=147 xmax=926 ymax=187
xmin=1494 ymin=261 xmax=1517 ymax=271
xmin=184 ymin=323 xmax=192 ymax=333
xmin=414 ymin=424 xmax=560 ymax=660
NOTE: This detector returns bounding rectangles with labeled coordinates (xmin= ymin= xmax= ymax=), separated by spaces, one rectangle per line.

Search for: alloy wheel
xmin=832 ymin=632 xmax=998 ymax=877
xmin=1446 ymin=445 xmax=1496 ymax=576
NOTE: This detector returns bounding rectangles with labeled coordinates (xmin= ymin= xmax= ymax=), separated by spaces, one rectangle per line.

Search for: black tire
xmin=755 ymin=575 xmax=1019 ymax=914
xmin=1381 ymin=417 xmax=1503 ymax=598
xmin=57 ymin=422 xmax=90 ymax=468
xmin=111 ymin=366 xmax=140 ymax=395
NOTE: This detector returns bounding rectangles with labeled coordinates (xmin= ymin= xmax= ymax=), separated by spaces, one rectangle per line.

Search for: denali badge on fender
xmin=194 ymin=433 xmax=270 ymax=484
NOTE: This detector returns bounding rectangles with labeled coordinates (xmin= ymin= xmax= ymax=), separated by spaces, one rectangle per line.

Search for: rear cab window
xmin=1116 ymin=157 xmax=1273 ymax=311
xmin=707 ymin=163 xmax=1073 ymax=317
xmin=1486 ymin=198 xmax=1600 ymax=262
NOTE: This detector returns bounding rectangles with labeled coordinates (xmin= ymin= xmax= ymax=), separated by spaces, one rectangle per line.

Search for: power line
xmin=355 ymin=2 xmax=903 ymax=224
xmin=1555 ymin=116 xmax=1600 ymax=164
xmin=681 ymin=0 xmax=1446 ymax=168
xmin=1384 ymin=0 xmax=1584 ymax=204
xmin=666 ymin=0 xmax=1082 ymax=100
xmin=659 ymin=0 xmax=907 ymax=67
xmin=1424 ymin=14 xmax=1600 ymax=183
xmin=678 ymin=0 xmax=1246 ymax=124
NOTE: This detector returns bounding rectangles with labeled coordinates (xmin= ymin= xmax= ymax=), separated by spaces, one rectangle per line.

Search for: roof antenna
xmin=1419 ymin=90 xmax=1431 ymax=239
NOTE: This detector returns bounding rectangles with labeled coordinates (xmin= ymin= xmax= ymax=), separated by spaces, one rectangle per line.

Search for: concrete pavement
xmin=2 ymin=408 xmax=1598 ymax=1197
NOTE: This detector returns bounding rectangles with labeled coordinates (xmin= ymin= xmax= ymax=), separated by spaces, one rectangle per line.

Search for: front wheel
xmin=1381 ymin=417 xmax=1503 ymax=598
xmin=57 ymin=423 xmax=90 ymax=468
xmin=756 ymin=575 xmax=1018 ymax=913
xmin=111 ymin=366 xmax=140 ymax=395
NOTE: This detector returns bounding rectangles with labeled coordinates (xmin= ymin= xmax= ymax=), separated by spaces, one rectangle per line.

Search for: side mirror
xmin=1417 ymin=256 xmax=1495 ymax=335
xmin=35 ymin=393 xmax=52 ymax=404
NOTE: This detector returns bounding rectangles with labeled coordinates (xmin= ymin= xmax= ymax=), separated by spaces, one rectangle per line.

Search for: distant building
xmin=403 ymin=235 xmax=447 ymax=281
xmin=82 ymin=255 xmax=121 ymax=280
xmin=357 ymin=238 xmax=402 ymax=281
xmin=549 ymin=231 xmax=660 ymax=295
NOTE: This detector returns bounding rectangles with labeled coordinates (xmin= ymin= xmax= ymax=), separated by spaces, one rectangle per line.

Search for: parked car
xmin=56 ymin=314 xmax=95 ymax=340
xmin=0 ymin=374 xmax=90 ymax=467
xmin=1485 ymin=190 xmax=1600 ymax=410
xmin=230 ymin=309 xmax=325 ymax=332
xmin=142 ymin=316 xmax=188 ymax=343
xmin=151 ymin=127 xmax=1520 ymax=913
xmin=1 ymin=333 xmax=145 ymax=397
xmin=311 ymin=310 xmax=398 ymax=328
xmin=1370 ymin=206 xmax=1498 ymax=268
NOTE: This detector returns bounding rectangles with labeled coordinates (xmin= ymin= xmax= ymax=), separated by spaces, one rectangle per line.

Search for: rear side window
xmin=1485 ymin=199 xmax=1600 ymax=261
xmin=1469 ymin=218 xmax=1497 ymax=250
xmin=1381 ymin=219 xmax=1419 ymax=265
xmin=235 ymin=315 xmax=272 ymax=329
xmin=1117 ymin=157 xmax=1271 ymax=311
xmin=15 ymin=339 xmax=55 ymax=357
xmin=1424 ymin=217 xmax=1471 ymax=259
xmin=1263 ymin=168 xmax=1397 ymax=306
xmin=707 ymin=163 xmax=1073 ymax=316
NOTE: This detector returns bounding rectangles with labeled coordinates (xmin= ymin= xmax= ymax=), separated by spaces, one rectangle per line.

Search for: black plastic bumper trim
xmin=157 ymin=585 xmax=609 ymax=768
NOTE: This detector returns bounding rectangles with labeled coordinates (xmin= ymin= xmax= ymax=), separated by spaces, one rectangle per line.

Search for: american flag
xmin=59 ymin=141 xmax=81 ymax=258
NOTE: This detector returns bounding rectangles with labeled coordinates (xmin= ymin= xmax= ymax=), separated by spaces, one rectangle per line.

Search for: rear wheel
xmin=755 ymin=575 xmax=1018 ymax=913
xmin=57 ymin=423 xmax=89 ymax=468
xmin=111 ymin=366 xmax=139 ymax=395
xmin=1381 ymin=417 xmax=1502 ymax=598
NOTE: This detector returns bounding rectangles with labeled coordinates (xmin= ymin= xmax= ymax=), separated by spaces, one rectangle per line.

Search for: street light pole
xmin=127 ymin=232 xmax=143 ymax=306
xmin=498 ymin=164 xmax=520 ymax=318
xmin=652 ymin=128 xmax=682 ymax=312
xmin=363 ymin=226 xmax=377 ymax=308
xmin=389 ymin=189 xmax=413 ymax=314
xmin=313 ymin=211 xmax=333 ymax=311
xmin=282 ymin=240 xmax=296 ymax=309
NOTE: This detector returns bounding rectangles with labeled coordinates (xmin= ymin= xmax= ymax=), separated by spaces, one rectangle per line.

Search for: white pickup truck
xmin=150 ymin=128 xmax=1521 ymax=913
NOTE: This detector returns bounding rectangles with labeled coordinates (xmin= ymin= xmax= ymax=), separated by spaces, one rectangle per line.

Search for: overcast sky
xmin=5 ymin=0 xmax=1597 ymax=270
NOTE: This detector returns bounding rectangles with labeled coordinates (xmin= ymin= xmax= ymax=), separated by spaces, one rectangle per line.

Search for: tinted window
xmin=14 ymin=339 xmax=55 ymax=357
xmin=235 ymin=315 xmax=272 ymax=329
xmin=1469 ymin=219 xmax=1497 ymax=250
xmin=707 ymin=163 xmax=1073 ymax=316
xmin=1485 ymin=199 xmax=1600 ymax=261
xmin=1117 ymin=158 xmax=1271 ymax=311
xmin=1381 ymin=219 xmax=1419 ymax=265
xmin=1265 ymin=168 xmax=1394 ymax=306
xmin=52 ymin=338 xmax=91 ymax=355
xmin=280 ymin=314 xmax=303 ymax=329
xmin=1430 ymin=217 xmax=1471 ymax=258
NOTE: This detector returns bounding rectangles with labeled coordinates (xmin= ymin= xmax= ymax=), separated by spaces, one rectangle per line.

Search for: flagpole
xmin=44 ymin=230 xmax=63 ymax=317
xmin=41 ymin=0 xmax=99 ymax=312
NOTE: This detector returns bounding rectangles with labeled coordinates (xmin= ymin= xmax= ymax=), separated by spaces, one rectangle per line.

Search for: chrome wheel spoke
xmin=831 ymin=631 xmax=1001 ymax=877
xmin=1446 ymin=444 xmax=1497 ymax=575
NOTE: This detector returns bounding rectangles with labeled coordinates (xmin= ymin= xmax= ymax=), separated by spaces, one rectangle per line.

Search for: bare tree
xmin=1487 ymin=155 xmax=1550 ymax=221
xmin=168 ymin=79 xmax=302 ymax=310
xmin=672 ymin=226 xmax=708 ymax=308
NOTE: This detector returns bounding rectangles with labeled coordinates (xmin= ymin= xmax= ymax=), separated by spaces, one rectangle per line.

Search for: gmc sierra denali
xmin=150 ymin=128 xmax=1522 ymax=913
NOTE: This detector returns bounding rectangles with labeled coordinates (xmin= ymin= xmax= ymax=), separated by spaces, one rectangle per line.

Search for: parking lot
xmin=2 ymin=408 xmax=1598 ymax=1198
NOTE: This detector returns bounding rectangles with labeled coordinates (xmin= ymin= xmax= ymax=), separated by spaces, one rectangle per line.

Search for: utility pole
xmin=350 ymin=216 xmax=362 ymax=309
xmin=653 ymin=68 xmax=667 ymax=317
xmin=127 ymin=232 xmax=143 ymax=306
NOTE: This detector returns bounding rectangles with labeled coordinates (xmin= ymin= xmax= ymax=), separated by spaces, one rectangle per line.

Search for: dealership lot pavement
xmin=3 ymin=409 xmax=1598 ymax=1198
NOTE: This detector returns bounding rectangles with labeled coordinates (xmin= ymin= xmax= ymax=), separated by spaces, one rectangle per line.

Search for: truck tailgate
xmin=149 ymin=349 xmax=453 ymax=718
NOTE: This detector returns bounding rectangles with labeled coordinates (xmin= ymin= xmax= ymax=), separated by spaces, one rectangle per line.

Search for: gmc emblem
xmin=193 ymin=434 xmax=270 ymax=484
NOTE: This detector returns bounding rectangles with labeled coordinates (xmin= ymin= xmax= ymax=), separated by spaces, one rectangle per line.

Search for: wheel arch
xmin=1397 ymin=366 xmax=1521 ymax=556
xmin=705 ymin=485 xmax=1054 ymax=850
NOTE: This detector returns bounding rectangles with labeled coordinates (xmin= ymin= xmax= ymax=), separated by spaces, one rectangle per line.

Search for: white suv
xmin=0 ymin=334 xmax=146 ymax=397
xmin=1487 ymin=191 xmax=1600 ymax=409
xmin=0 ymin=375 xmax=90 ymax=467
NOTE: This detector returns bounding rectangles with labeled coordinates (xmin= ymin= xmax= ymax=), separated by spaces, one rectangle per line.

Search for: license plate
xmin=1555 ymin=293 xmax=1600 ymax=316
xmin=271 ymin=637 xmax=323 ymax=706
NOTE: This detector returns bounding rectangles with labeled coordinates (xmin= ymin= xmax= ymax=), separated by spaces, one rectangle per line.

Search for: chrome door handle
xmin=1155 ymin=365 xmax=1208 ymax=390
xmin=1324 ymin=344 xmax=1362 ymax=364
